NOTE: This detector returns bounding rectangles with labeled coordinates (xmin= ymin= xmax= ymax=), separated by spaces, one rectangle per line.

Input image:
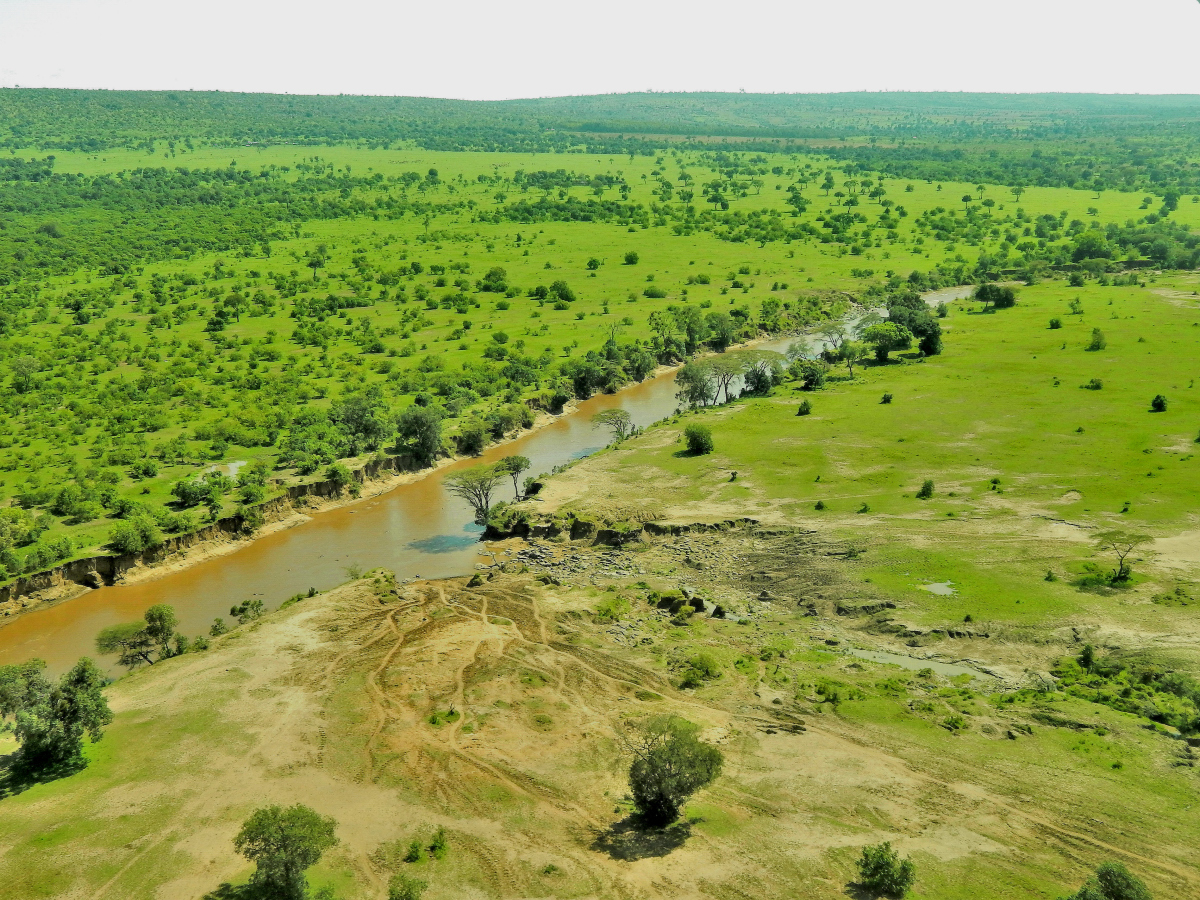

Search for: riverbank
xmin=0 ymin=404 xmax=564 ymax=625
xmin=0 ymin=321 xmax=822 ymax=630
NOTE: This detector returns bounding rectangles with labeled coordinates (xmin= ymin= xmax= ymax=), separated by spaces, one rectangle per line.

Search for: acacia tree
xmin=444 ymin=464 xmax=505 ymax=523
xmin=838 ymin=341 xmax=871 ymax=376
xmin=233 ymin=804 xmax=338 ymax=900
xmin=622 ymin=716 xmax=724 ymax=826
xmin=593 ymin=409 xmax=634 ymax=442
xmin=95 ymin=604 xmax=179 ymax=670
xmin=497 ymin=455 xmax=531 ymax=500
xmin=1095 ymin=530 xmax=1152 ymax=583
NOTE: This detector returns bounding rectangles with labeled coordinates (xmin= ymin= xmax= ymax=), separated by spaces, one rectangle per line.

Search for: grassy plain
xmin=4 ymin=142 xmax=1199 ymax=573
xmin=539 ymin=271 xmax=1200 ymax=631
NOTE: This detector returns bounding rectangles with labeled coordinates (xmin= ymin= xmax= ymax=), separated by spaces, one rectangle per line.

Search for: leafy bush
xmin=107 ymin=516 xmax=164 ymax=554
xmin=1151 ymin=394 xmax=1167 ymax=412
xmin=1061 ymin=860 xmax=1152 ymax=900
xmin=916 ymin=479 xmax=934 ymax=499
xmin=1050 ymin=317 xmax=1063 ymax=329
xmin=797 ymin=399 xmax=812 ymax=416
xmin=683 ymin=424 xmax=714 ymax=455
xmin=856 ymin=842 xmax=916 ymax=897
xmin=389 ymin=873 xmax=427 ymax=900
xmin=624 ymin=251 xmax=639 ymax=265
xmin=1087 ymin=328 xmax=1107 ymax=351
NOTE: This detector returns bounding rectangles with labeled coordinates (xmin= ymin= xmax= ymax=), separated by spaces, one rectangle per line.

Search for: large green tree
xmin=233 ymin=804 xmax=338 ymax=900
xmin=0 ymin=657 xmax=112 ymax=768
xmin=623 ymin=716 xmax=723 ymax=826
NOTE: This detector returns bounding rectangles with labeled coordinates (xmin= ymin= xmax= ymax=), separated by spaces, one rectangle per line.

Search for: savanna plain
xmin=0 ymin=91 xmax=1199 ymax=900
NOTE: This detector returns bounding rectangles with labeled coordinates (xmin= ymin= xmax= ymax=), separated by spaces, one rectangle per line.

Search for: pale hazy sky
xmin=1 ymin=0 xmax=1198 ymax=99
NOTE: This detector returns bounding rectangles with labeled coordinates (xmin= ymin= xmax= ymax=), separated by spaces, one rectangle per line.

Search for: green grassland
xmin=2 ymin=135 xmax=1199 ymax=582
xmin=550 ymin=272 xmax=1199 ymax=632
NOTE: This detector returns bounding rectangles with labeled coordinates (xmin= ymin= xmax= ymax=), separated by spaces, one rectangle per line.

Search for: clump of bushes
xmin=683 ymin=424 xmax=714 ymax=455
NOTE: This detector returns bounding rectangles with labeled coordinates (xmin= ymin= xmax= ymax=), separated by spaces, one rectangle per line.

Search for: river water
xmin=0 ymin=337 xmax=798 ymax=673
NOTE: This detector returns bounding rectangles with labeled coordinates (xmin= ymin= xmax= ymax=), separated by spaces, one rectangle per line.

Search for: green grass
xmin=2 ymin=140 xmax=1198 ymax=582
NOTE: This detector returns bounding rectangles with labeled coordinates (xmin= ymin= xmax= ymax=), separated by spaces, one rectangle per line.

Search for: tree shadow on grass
xmin=201 ymin=883 xmax=260 ymax=900
xmin=842 ymin=884 xmax=881 ymax=900
xmin=590 ymin=815 xmax=692 ymax=861
xmin=0 ymin=749 xmax=86 ymax=799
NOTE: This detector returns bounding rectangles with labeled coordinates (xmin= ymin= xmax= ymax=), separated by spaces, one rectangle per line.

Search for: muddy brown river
xmin=0 ymin=337 xmax=797 ymax=673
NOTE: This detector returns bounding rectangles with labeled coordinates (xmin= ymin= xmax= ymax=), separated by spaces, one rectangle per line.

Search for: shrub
xmin=388 ymin=873 xmax=428 ymax=900
xmin=1151 ymin=394 xmax=1168 ymax=412
xmin=1061 ymin=860 xmax=1152 ymax=900
xmin=1086 ymin=328 xmax=1107 ymax=351
xmin=643 ymin=286 xmax=667 ymax=298
xmin=815 ymin=500 xmax=826 ymax=510
xmin=624 ymin=251 xmax=639 ymax=265
xmin=683 ymin=424 xmax=714 ymax=455
xmin=1083 ymin=378 xmax=1103 ymax=390
xmin=916 ymin=479 xmax=934 ymax=499
xmin=856 ymin=842 xmax=916 ymax=897
xmin=881 ymin=392 xmax=894 ymax=404
xmin=595 ymin=595 xmax=631 ymax=622
xmin=797 ymin=399 xmax=812 ymax=416
xmin=1050 ymin=317 xmax=1063 ymax=329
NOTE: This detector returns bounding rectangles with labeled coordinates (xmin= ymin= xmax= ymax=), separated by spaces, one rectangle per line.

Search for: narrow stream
xmin=0 ymin=337 xmax=797 ymax=673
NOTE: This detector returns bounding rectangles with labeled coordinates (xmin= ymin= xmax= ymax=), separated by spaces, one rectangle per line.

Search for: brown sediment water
xmin=0 ymin=338 xmax=792 ymax=674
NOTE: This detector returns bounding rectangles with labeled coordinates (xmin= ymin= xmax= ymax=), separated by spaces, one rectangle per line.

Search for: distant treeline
xmin=5 ymin=90 xmax=1200 ymax=193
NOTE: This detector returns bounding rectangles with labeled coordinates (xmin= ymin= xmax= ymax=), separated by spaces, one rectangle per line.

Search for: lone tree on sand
xmin=1094 ymin=530 xmax=1152 ymax=583
xmin=444 ymin=464 xmax=505 ymax=523
xmin=621 ymin=715 xmax=723 ymax=826
xmin=233 ymin=804 xmax=338 ymax=900
xmin=593 ymin=408 xmax=634 ymax=442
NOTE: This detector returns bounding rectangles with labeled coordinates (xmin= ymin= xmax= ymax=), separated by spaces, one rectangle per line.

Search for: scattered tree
xmin=856 ymin=841 xmax=917 ymax=898
xmin=388 ymin=873 xmax=428 ymax=900
xmin=397 ymin=405 xmax=443 ymax=466
xmin=623 ymin=251 xmax=639 ymax=265
xmin=233 ymin=804 xmax=338 ymax=900
xmin=1151 ymin=394 xmax=1167 ymax=412
xmin=975 ymin=283 xmax=1017 ymax=311
xmin=0 ymin=657 xmax=112 ymax=769
xmin=837 ymin=341 xmax=871 ymax=376
xmin=96 ymin=604 xmax=179 ymax=669
xmin=444 ymin=464 xmax=505 ymax=523
xmin=1094 ymin=530 xmax=1152 ymax=583
xmin=622 ymin=715 xmax=724 ymax=826
xmin=862 ymin=323 xmax=913 ymax=363
xmin=916 ymin=479 xmax=934 ymax=499
xmin=675 ymin=361 xmax=717 ymax=409
xmin=593 ymin=408 xmax=634 ymax=442
xmin=497 ymin=455 xmax=531 ymax=500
